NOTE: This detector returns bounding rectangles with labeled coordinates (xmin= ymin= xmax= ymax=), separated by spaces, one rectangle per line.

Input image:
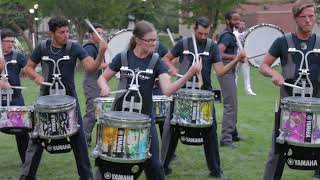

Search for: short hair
xmin=88 ymin=23 xmax=104 ymax=33
xmin=48 ymin=16 xmax=69 ymax=32
xmin=225 ymin=11 xmax=238 ymax=21
xmin=195 ymin=16 xmax=210 ymax=29
xmin=1 ymin=28 xmax=15 ymax=40
xmin=292 ymin=0 xmax=315 ymax=18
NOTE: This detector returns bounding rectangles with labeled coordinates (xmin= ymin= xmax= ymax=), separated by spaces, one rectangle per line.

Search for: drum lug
xmin=276 ymin=130 xmax=285 ymax=144
xmin=31 ymin=131 xmax=39 ymax=139
xmin=92 ymin=142 xmax=102 ymax=158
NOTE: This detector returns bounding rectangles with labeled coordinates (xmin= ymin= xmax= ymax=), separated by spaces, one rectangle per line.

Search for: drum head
xmin=105 ymin=29 xmax=133 ymax=64
xmin=35 ymin=95 xmax=76 ymax=108
xmin=244 ymin=24 xmax=284 ymax=68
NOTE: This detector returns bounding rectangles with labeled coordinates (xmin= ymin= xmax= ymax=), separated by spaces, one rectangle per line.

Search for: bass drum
xmin=243 ymin=23 xmax=284 ymax=68
xmin=105 ymin=29 xmax=133 ymax=64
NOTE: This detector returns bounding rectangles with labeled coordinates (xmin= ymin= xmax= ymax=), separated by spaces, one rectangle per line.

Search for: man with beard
xmin=217 ymin=11 xmax=246 ymax=148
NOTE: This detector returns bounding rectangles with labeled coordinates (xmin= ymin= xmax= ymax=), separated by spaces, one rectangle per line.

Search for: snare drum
xmin=94 ymin=97 xmax=114 ymax=120
xmin=171 ymin=89 xmax=214 ymax=127
xmin=277 ymin=97 xmax=320 ymax=147
xmin=94 ymin=111 xmax=151 ymax=163
xmin=152 ymin=95 xmax=172 ymax=122
xmin=32 ymin=95 xmax=79 ymax=139
xmin=0 ymin=106 xmax=33 ymax=134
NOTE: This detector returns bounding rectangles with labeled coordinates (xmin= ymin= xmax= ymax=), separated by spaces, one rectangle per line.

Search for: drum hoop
xmin=34 ymin=103 xmax=76 ymax=112
xmin=98 ymin=153 xmax=151 ymax=163
xmin=0 ymin=106 xmax=33 ymax=111
xmin=37 ymin=130 xmax=79 ymax=139
xmin=170 ymin=119 xmax=213 ymax=128
xmin=100 ymin=115 xmax=151 ymax=128
xmin=243 ymin=23 xmax=284 ymax=42
xmin=281 ymin=97 xmax=320 ymax=112
xmin=109 ymin=29 xmax=133 ymax=39
xmin=152 ymin=95 xmax=173 ymax=102
xmin=94 ymin=97 xmax=115 ymax=103
xmin=34 ymin=95 xmax=76 ymax=108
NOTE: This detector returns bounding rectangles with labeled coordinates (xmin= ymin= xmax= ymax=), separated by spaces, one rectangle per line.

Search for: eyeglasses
xmin=139 ymin=38 xmax=158 ymax=43
xmin=2 ymin=40 xmax=15 ymax=44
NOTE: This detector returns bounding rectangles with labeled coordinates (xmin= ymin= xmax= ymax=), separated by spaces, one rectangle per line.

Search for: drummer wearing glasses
xmin=97 ymin=20 xmax=202 ymax=180
xmin=259 ymin=0 xmax=320 ymax=179
xmin=0 ymin=28 xmax=29 ymax=164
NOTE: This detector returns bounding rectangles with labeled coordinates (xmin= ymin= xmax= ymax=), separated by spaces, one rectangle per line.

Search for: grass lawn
xmin=0 ymin=65 xmax=316 ymax=180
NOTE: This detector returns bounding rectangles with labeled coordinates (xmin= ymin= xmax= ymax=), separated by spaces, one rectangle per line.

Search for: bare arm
xmin=83 ymin=40 xmax=108 ymax=73
xmin=163 ymin=52 xmax=178 ymax=76
xmin=97 ymin=66 xmax=116 ymax=96
xmin=158 ymin=59 xmax=202 ymax=96
xmin=213 ymin=49 xmax=246 ymax=77
xmin=259 ymin=52 xmax=284 ymax=86
xmin=24 ymin=59 xmax=44 ymax=85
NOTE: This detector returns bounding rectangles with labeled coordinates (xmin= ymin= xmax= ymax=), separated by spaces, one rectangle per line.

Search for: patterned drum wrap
xmin=152 ymin=95 xmax=172 ymax=122
xmin=0 ymin=106 xmax=33 ymax=131
xmin=279 ymin=97 xmax=320 ymax=147
xmin=33 ymin=95 xmax=78 ymax=139
xmin=94 ymin=97 xmax=114 ymax=120
xmin=171 ymin=89 xmax=214 ymax=127
xmin=95 ymin=111 xmax=151 ymax=163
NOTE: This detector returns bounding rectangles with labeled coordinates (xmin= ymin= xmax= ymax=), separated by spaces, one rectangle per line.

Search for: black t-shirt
xmin=31 ymin=39 xmax=88 ymax=97
xmin=171 ymin=37 xmax=221 ymax=91
xmin=4 ymin=51 xmax=27 ymax=98
xmin=109 ymin=50 xmax=168 ymax=115
xmin=218 ymin=29 xmax=238 ymax=56
xmin=83 ymin=42 xmax=102 ymax=80
xmin=269 ymin=34 xmax=320 ymax=82
xmin=152 ymin=42 xmax=168 ymax=95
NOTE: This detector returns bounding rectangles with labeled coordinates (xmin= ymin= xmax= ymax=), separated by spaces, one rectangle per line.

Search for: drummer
xmin=20 ymin=16 xmax=107 ymax=179
xmin=162 ymin=16 xmax=246 ymax=178
xmin=259 ymin=0 xmax=320 ymax=179
xmin=82 ymin=22 xmax=108 ymax=147
xmin=0 ymin=28 xmax=29 ymax=164
xmin=97 ymin=20 xmax=202 ymax=180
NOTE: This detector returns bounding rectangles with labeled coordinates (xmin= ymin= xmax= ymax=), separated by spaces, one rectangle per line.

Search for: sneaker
xmin=245 ymin=88 xmax=256 ymax=96
xmin=220 ymin=142 xmax=239 ymax=148
xmin=209 ymin=171 xmax=228 ymax=179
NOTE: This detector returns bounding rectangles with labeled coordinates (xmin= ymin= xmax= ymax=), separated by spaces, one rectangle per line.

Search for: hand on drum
xmin=35 ymin=75 xmax=45 ymax=86
xmin=271 ymin=72 xmax=285 ymax=86
xmin=0 ymin=80 xmax=11 ymax=89
xmin=100 ymin=84 xmax=111 ymax=97
xmin=189 ymin=57 xmax=202 ymax=75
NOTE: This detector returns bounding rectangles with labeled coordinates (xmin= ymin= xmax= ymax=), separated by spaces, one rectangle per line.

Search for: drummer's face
xmin=2 ymin=37 xmax=15 ymax=54
xmin=92 ymin=28 xmax=105 ymax=43
xmin=295 ymin=7 xmax=316 ymax=34
xmin=137 ymin=31 xmax=158 ymax=53
xmin=227 ymin=13 xmax=240 ymax=29
xmin=194 ymin=25 xmax=210 ymax=43
xmin=51 ymin=26 xmax=69 ymax=46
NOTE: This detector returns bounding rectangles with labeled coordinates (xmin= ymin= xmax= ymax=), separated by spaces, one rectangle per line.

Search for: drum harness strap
xmin=181 ymin=37 xmax=212 ymax=88
xmin=40 ymin=40 xmax=72 ymax=95
xmin=283 ymin=33 xmax=320 ymax=97
xmin=112 ymin=50 xmax=159 ymax=113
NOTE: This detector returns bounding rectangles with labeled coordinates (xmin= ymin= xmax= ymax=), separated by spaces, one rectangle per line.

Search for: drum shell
xmin=96 ymin=111 xmax=151 ymax=163
xmin=171 ymin=89 xmax=214 ymax=128
xmin=94 ymin=97 xmax=115 ymax=120
xmin=152 ymin=95 xmax=172 ymax=122
xmin=33 ymin=95 xmax=78 ymax=139
xmin=0 ymin=106 xmax=34 ymax=132
xmin=279 ymin=97 xmax=320 ymax=147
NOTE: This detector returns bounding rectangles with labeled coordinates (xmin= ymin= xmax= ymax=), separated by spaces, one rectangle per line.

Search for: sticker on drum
xmin=94 ymin=97 xmax=115 ymax=120
xmin=32 ymin=95 xmax=79 ymax=139
xmin=243 ymin=23 xmax=284 ymax=68
xmin=94 ymin=111 xmax=151 ymax=163
xmin=0 ymin=106 xmax=33 ymax=134
xmin=171 ymin=89 xmax=214 ymax=127
xmin=152 ymin=95 xmax=172 ymax=121
xmin=278 ymin=97 xmax=320 ymax=147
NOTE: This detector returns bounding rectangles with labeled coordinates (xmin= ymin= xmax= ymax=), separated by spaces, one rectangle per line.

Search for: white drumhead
xmin=244 ymin=24 xmax=284 ymax=68
xmin=105 ymin=29 xmax=133 ymax=64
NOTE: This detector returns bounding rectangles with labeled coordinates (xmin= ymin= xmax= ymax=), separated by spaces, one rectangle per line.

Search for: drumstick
xmin=41 ymin=82 xmax=53 ymax=86
xmin=0 ymin=30 xmax=3 ymax=60
xmin=10 ymin=86 xmax=26 ymax=90
xmin=283 ymin=82 xmax=304 ymax=90
xmin=84 ymin=19 xmax=103 ymax=41
xmin=32 ymin=33 xmax=36 ymax=49
xmin=176 ymin=74 xmax=183 ymax=78
xmin=110 ymin=89 xmax=127 ymax=94
xmin=166 ymin=28 xmax=175 ymax=46
xmin=191 ymin=32 xmax=199 ymax=63
xmin=248 ymin=53 xmax=266 ymax=60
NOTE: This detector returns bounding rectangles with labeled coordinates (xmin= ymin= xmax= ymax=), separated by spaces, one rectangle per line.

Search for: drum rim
xmin=34 ymin=95 xmax=76 ymax=108
xmin=98 ymin=153 xmax=151 ymax=163
xmin=243 ymin=23 xmax=284 ymax=68
xmin=94 ymin=97 xmax=115 ymax=103
xmin=34 ymin=104 xmax=76 ymax=112
xmin=152 ymin=95 xmax=173 ymax=101
xmin=0 ymin=106 xmax=34 ymax=111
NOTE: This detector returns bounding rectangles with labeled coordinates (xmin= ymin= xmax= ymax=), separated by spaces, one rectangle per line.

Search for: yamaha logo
xmin=287 ymin=158 xmax=294 ymax=165
xmin=104 ymin=172 xmax=112 ymax=179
